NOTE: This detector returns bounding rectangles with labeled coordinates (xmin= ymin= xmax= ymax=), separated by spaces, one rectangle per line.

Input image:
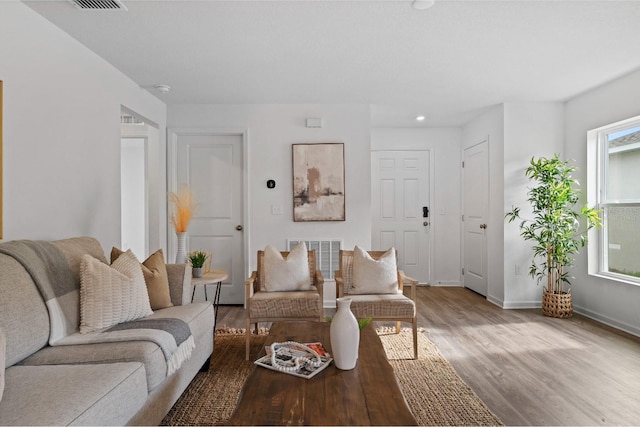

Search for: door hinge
xmin=462 ymin=268 xmax=465 ymax=275
xmin=462 ymin=214 xmax=464 ymax=221
xmin=462 ymin=161 xmax=465 ymax=168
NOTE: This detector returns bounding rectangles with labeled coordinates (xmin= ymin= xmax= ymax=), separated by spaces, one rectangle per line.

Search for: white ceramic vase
xmin=330 ymin=297 xmax=360 ymax=370
xmin=175 ymin=232 xmax=188 ymax=264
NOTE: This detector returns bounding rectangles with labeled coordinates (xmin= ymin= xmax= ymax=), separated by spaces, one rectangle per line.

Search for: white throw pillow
xmin=350 ymin=246 xmax=399 ymax=295
xmin=80 ymin=250 xmax=153 ymax=333
xmin=263 ymin=242 xmax=311 ymax=291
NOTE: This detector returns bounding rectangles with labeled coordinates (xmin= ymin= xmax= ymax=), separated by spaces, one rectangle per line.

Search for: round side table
xmin=191 ymin=269 xmax=228 ymax=330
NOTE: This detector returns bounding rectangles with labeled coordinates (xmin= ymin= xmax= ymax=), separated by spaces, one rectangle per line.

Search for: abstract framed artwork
xmin=292 ymin=143 xmax=345 ymax=222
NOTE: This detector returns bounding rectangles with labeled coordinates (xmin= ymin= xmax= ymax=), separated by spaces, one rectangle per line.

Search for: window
xmin=588 ymin=115 xmax=640 ymax=284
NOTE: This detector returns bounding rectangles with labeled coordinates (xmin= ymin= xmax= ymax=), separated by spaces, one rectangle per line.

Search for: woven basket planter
xmin=542 ymin=290 xmax=573 ymax=318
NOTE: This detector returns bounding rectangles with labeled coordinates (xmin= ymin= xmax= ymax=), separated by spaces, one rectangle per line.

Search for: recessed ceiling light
xmin=416 ymin=115 xmax=426 ymax=121
xmin=412 ymin=0 xmax=435 ymax=10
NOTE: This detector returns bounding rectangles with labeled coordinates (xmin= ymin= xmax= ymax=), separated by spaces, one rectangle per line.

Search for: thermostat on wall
xmin=305 ymin=118 xmax=323 ymax=128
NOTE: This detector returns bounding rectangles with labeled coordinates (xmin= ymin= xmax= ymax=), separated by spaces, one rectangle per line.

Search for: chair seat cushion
xmin=347 ymin=294 xmax=416 ymax=319
xmin=250 ymin=290 xmax=321 ymax=318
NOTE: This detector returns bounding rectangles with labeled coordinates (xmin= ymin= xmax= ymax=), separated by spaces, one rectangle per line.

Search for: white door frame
xmin=120 ymin=107 xmax=161 ymax=258
xmin=167 ymin=128 xmax=251 ymax=281
xmin=370 ymin=148 xmax=435 ymax=285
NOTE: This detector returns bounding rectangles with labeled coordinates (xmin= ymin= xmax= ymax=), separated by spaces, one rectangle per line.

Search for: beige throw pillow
xmin=80 ymin=250 xmax=153 ymax=333
xmin=350 ymin=246 xmax=399 ymax=295
xmin=263 ymin=242 xmax=311 ymax=291
xmin=111 ymin=248 xmax=173 ymax=310
xmin=0 ymin=327 xmax=5 ymax=402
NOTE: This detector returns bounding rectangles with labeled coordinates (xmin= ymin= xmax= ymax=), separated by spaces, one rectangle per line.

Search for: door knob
xmin=236 ymin=225 xmax=243 ymax=231
xmin=480 ymin=224 xmax=487 ymax=229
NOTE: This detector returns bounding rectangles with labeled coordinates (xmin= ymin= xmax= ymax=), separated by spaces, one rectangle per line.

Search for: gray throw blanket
xmin=0 ymin=239 xmax=194 ymax=375
xmin=56 ymin=318 xmax=196 ymax=376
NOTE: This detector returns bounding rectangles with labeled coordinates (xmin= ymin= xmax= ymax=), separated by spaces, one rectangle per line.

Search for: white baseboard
xmin=501 ymin=300 xmax=541 ymax=309
xmin=486 ymin=295 xmax=504 ymax=307
xmin=431 ymin=281 xmax=462 ymax=287
xmin=574 ymin=304 xmax=640 ymax=338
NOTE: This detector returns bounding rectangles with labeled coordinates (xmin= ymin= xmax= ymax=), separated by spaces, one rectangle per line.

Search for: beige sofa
xmin=0 ymin=237 xmax=214 ymax=426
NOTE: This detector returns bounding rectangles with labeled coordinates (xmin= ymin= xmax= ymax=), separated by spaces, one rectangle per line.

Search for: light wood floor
xmin=216 ymin=287 xmax=640 ymax=426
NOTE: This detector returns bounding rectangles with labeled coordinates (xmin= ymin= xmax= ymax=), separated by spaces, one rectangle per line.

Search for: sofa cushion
xmin=0 ymin=327 xmax=5 ymax=401
xmin=111 ymin=248 xmax=174 ymax=310
xmin=0 ymin=255 xmax=50 ymax=367
xmin=19 ymin=302 xmax=213 ymax=392
xmin=0 ymin=362 xmax=146 ymax=426
xmin=80 ymin=251 xmax=153 ymax=333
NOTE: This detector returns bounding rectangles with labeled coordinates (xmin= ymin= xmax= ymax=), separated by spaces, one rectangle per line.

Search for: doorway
xmin=169 ymin=129 xmax=246 ymax=304
xmin=462 ymin=139 xmax=489 ymax=296
xmin=120 ymin=108 xmax=160 ymax=259
xmin=371 ymin=150 xmax=432 ymax=284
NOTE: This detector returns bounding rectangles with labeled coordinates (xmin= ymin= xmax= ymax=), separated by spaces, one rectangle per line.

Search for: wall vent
xmin=69 ymin=0 xmax=127 ymax=10
xmin=288 ymin=239 xmax=342 ymax=280
xmin=120 ymin=114 xmax=144 ymax=125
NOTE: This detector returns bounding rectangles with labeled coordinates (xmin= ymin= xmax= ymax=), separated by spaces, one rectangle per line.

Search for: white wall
xmin=462 ymin=103 xmax=565 ymax=308
xmin=565 ymin=69 xmax=640 ymax=336
xmin=462 ymin=105 xmax=505 ymax=304
xmin=503 ymin=102 xmax=565 ymax=307
xmin=0 ymin=2 xmax=167 ymax=253
xmin=168 ymin=104 xmax=372 ymax=304
xmin=371 ymin=128 xmax=462 ymax=285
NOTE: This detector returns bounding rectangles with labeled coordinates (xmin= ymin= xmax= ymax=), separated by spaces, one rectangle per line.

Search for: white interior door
xmin=371 ymin=150 xmax=431 ymax=284
xmin=462 ymin=140 xmax=489 ymax=296
xmin=172 ymin=132 xmax=244 ymax=304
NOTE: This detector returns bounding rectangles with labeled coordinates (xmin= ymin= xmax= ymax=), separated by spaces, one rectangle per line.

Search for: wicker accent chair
xmin=335 ymin=249 xmax=418 ymax=359
xmin=245 ymin=249 xmax=324 ymax=360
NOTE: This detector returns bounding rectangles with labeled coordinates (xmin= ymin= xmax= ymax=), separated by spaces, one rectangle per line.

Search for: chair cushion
xmin=111 ymin=248 xmax=173 ymax=310
xmin=80 ymin=250 xmax=153 ymax=333
xmin=350 ymin=246 xmax=399 ymax=294
xmin=0 ymin=362 xmax=146 ymax=426
xmin=348 ymin=294 xmax=416 ymax=319
xmin=263 ymin=242 xmax=311 ymax=291
xmin=250 ymin=290 xmax=320 ymax=318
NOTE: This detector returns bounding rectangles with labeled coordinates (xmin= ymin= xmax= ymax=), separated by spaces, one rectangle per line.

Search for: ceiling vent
xmin=69 ymin=0 xmax=127 ymax=10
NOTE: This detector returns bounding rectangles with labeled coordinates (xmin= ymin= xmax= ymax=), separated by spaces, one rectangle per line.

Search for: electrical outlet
xmin=515 ymin=264 xmax=521 ymax=275
xmin=271 ymin=205 xmax=284 ymax=215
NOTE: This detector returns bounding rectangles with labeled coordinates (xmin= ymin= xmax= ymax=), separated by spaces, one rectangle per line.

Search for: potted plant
xmin=505 ymin=154 xmax=601 ymax=318
xmin=189 ymin=250 xmax=208 ymax=278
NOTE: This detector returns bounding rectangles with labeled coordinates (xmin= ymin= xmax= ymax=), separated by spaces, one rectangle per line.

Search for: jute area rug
xmin=162 ymin=327 xmax=502 ymax=426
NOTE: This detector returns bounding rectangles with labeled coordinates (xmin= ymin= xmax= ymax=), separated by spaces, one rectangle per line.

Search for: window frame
xmin=588 ymin=115 xmax=640 ymax=286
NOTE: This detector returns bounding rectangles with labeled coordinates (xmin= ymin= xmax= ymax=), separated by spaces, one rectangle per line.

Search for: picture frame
xmin=292 ymin=143 xmax=345 ymax=222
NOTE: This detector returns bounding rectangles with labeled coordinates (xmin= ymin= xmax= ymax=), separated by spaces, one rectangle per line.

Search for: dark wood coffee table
xmin=228 ymin=321 xmax=417 ymax=426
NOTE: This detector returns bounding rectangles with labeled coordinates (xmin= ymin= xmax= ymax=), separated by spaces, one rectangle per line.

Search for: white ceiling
xmin=25 ymin=0 xmax=640 ymax=127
